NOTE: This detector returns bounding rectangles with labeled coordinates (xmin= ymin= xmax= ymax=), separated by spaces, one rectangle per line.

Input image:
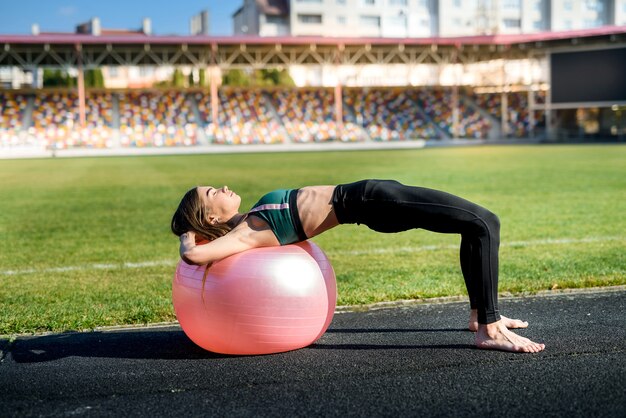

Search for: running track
xmin=1 ymin=288 xmax=624 ymax=417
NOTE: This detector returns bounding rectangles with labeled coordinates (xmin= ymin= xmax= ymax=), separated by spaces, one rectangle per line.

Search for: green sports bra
xmin=248 ymin=189 xmax=308 ymax=245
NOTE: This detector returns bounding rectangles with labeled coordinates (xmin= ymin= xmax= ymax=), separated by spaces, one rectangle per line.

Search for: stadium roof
xmin=1 ymin=26 xmax=624 ymax=68
xmin=2 ymin=25 xmax=624 ymax=46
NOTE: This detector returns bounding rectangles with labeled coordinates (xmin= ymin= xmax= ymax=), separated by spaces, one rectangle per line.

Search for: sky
xmin=0 ymin=0 xmax=241 ymax=36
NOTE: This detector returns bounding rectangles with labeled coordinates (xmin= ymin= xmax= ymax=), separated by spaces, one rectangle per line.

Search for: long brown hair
xmin=171 ymin=187 xmax=232 ymax=242
xmin=171 ymin=187 xmax=233 ymax=298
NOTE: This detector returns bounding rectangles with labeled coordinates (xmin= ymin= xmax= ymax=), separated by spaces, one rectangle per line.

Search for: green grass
xmin=1 ymin=144 xmax=625 ymax=335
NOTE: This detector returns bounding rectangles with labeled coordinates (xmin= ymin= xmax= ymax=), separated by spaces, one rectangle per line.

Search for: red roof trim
xmin=1 ymin=25 xmax=624 ymax=46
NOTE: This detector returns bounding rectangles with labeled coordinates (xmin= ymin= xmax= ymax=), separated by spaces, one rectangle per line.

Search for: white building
xmin=233 ymin=0 xmax=290 ymax=36
xmin=231 ymin=0 xmax=624 ymax=87
xmin=0 ymin=67 xmax=40 ymax=89
xmin=234 ymin=0 xmax=626 ymax=37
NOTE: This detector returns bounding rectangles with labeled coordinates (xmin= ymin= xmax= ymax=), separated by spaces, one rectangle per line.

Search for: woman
xmin=171 ymin=179 xmax=545 ymax=353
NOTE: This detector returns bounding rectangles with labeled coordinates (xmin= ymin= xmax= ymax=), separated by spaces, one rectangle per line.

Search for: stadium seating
xmin=472 ymin=90 xmax=547 ymax=137
xmin=269 ymin=89 xmax=365 ymax=142
xmin=345 ymin=88 xmax=439 ymax=141
xmin=28 ymin=91 xmax=117 ymax=149
xmin=0 ymin=86 xmax=543 ymax=151
xmin=118 ymin=90 xmax=198 ymax=147
xmin=0 ymin=92 xmax=28 ymax=147
xmin=202 ymin=89 xmax=286 ymax=144
xmin=410 ymin=88 xmax=491 ymax=139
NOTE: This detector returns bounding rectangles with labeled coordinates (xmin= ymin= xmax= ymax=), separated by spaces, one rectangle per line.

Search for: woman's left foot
xmin=469 ymin=311 xmax=528 ymax=332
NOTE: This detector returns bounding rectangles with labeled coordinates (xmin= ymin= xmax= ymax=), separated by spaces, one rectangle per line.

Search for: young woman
xmin=171 ymin=179 xmax=545 ymax=353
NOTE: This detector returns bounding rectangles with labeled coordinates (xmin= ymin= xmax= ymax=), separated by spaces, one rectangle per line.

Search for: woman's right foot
xmin=476 ymin=321 xmax=545 ymax=353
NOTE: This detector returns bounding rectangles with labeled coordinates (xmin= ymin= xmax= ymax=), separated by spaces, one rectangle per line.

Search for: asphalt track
xmin=1 ymin=289 xmax=624 ymax=417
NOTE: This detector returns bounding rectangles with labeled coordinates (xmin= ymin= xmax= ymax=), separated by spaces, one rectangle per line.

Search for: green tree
xmin=222 ymin=69 xmax=250 ymax=86
xmin=43 ymin=69 xmax=77 ymax=87
xmin=43 ymin=69 xmax=62 ymax=87
xmin=262 ymin=69 xmax=280 ymax=85
xmin=251 ymin=69 xmax=295 ymax=87
xmin=277 ymin=69 xmax=295 ymax=87
xmin=173 ymin=68 xmax=185 ymax=87
xmin=84 ymin=68 xmax=105 ymax=88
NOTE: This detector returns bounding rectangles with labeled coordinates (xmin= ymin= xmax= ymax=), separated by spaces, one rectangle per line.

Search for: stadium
xmin=0 ymin=14 xmax=624 ymax=157
xmin=1 ymin=1 xmax=625 ymax=416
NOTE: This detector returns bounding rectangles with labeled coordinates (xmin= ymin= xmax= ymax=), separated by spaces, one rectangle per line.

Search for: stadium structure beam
xmin=1 ymin=27 xmax=624 ymax=69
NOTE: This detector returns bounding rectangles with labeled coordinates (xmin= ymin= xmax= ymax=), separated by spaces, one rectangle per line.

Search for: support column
xmin=210 ymin=66 xmax=219 ymax=125
xmin=334 ymin=46 xmax=344 ymax=141
xmin=76 ymin=45 xmax=86 ymax=128
xmin=528 ymin=88 xmax=535 ymax=138
xmin=500 ymin=60 xmax=507 ymax=138
xmin=452 ymin=84 xmax=459 ymax=138
xmin=334 ymin=82 xmax=343 ymax=134
xmin=501 ymin=90 xmax=508 ymax=137
xmin=451 ymin=50 xmax=460 ymax=139
xmin=545 ymin=54 xmax=555 ymax=141
xmin=209 ymin=43 xmax=219 ymax=128
xmin=526 ymin=58 xmax=535 ymax=139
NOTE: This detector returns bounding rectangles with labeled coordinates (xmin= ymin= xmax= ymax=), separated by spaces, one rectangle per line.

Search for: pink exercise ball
xmin=172 ymin=241 xmax=337 ymax=355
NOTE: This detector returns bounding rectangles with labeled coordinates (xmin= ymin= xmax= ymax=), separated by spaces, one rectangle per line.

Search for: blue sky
xmin=0 ymin=0 xmax=241 ymax=35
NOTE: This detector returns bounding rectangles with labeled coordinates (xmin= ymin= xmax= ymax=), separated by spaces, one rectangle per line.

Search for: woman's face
xmin=196 ymin=185 xmax=241 ymax=224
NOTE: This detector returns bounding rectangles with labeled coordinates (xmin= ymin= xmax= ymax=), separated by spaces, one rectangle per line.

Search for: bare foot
xmin=476 ymin=321 xmax=545 ymax=353
xmin=468 ymin=310 xmax=528 ymax=332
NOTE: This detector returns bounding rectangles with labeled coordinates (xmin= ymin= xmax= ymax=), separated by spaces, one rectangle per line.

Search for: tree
xmin=253 ymin=69 xmax=295 ymax=87
xmin=173 ymin=68 xmax=185 ymax=87
xmin=222 ymin=69 xmax=250 ymax=86
xmin=277 ymin=70 xmax=295 ymax=87
xmin=222 ymin=68 xmax=295 ymax=87
xmin=43 ymin=69 xmax=62 ymax=87
xmin=84 ymin=68 xmax=105 ymax=88
xmin=43 ymin=69 xmax=77 ymax=87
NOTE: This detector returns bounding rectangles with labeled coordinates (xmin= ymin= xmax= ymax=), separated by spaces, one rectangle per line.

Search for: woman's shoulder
xmin=229 ymin=214 xmax=280 ymax=246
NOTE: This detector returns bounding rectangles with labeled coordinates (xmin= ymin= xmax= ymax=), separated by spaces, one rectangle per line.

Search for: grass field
xmin=1 ymin=144 xmax=625 ymax=335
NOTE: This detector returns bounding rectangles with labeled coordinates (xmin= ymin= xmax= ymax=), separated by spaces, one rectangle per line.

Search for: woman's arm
xmin=179 ymin=218 xmax=279 ymax=265
xmin=179 ymin=232 xmax=253 ymax=265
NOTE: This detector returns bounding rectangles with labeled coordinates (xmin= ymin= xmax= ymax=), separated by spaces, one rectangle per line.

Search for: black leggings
xmin=332 ymin=179 xmax=501 ymax=324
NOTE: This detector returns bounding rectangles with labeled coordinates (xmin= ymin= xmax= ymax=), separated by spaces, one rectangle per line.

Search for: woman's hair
xmin=171 ymin=187 xmax=232 ymax=242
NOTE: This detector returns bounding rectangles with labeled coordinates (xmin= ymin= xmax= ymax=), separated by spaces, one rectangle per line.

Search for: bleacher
xmin=269 ymin=88 xmax=365 ymax=142
xmin=345 ymin=88 xmax=439 ymax=141
xmin=205 ymin=89 xmax=285 ymax=144
xmin=0 ymin=92 xmax=28 ymax=147
xmin=118 ymin=91 xmax=198 ymax=147
xmin=410 ymin=88 xmax=492 ymax=139
xmin=25 ymin=91 xmax=117 ymax=149
xmin=0 ymin=87 xmax=545 ymax=150
xmin=472 ymin=90 xmax=546 ymax=137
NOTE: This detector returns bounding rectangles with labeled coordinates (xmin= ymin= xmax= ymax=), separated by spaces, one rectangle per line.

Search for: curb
xmin=2 ymin=285 xmax=624 ymax=339
xmin=335 ymin=284 xmax=626 ymax=313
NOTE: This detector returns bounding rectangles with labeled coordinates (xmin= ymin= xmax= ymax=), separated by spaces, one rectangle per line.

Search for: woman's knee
xmin=473 ymin=208 xmax=500 ymax=238
xmin=485 ymin=210 xmax=500 ymax=231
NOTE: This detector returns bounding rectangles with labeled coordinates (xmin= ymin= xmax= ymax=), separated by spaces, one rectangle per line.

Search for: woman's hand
xmin=179 ymin=231 xmax=197 ymax=262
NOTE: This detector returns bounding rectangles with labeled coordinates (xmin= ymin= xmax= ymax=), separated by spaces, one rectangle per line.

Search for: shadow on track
xmin=7 ymin=328 xmax=230 ymax=363
xmin=311 ymin=343 xmax=475 ymax=350
xmin=7 ymin=326 xmax=476 ymax=363
xmin=326 ymin=327 xmax=467 ymax=333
